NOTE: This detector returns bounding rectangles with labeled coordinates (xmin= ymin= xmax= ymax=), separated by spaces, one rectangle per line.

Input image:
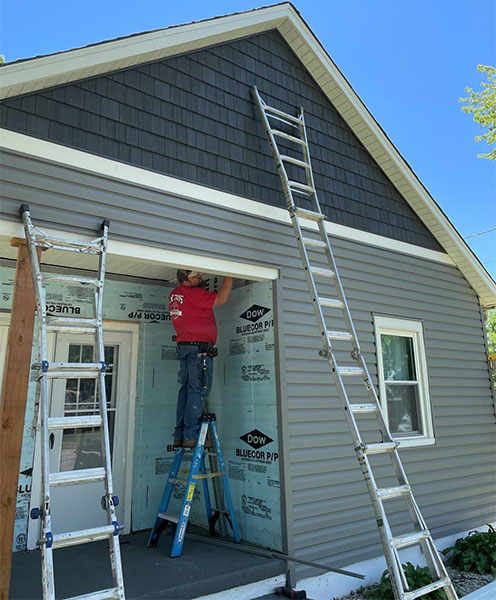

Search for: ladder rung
xmin=46 ymin=317 xmax=99 ymax=334
xmin=289 ymin=181 xmax=315 ymax=195
xmin=364 ymin=442 xmax=398 ymax=455
xmin=338 ymin=366 xmax=364 ymax=376
xmin=319 ymin=297 xmax=344 ymax=309
xmin=63 ymin=587 xmax=122 ymax=600
xmin=280 ymin=154 xmax=310 ymax=169
xmin=391 ymin=530 xmax=430 ymax=549
xmin=43 ymin=274 xmax=101 ymax=286
xmin=311 ymin=267 xmax=335 ymax=278
xmin=34 ymin=235 xmax=103 ymax=253
xmin=46 ymin=317 xmax=99 ymax=326
xmin=50 ymin=467 xmax=106 ymax=487
xmin=327 ymin=330 xmax=354 ymax=342
xmin=264 ymin=104 xmax=302 ymax=124
xmin=302 ymin=237 xmax=327 ymax=249
xmin=272 ymin=129 xmax=305 ymax=145
xmin=294 ymin=207 xmax=325 ymax=222
xmin=377 ymin=484 xmax=411 ymax=500
xmin=158 ymin=512 xmax=179 ymax=524
xmin=51 ymin=525 xmax=115 ymax=549
xmin=45 ymin=363 xmax=104 ymax=379
xmin=48 ymin=416 xmax=103 ymax=430
xmin=192 ymin=471 xmax=225 ymax=480
xmin=349 ymin=403 xmax=377 ymax=414
xmin=403 ymin=578 xmax=452 ymax=600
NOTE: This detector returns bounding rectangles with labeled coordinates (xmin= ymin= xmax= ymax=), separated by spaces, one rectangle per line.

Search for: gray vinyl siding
xmin=1 ymin=149 xmax=494 ymax=576
xmin=0 ymin=30 xmax=443 ymax=252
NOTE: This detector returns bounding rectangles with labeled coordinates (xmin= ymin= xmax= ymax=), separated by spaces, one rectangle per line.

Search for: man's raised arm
xmin=213 ymin=276 xmax=233 ymax=306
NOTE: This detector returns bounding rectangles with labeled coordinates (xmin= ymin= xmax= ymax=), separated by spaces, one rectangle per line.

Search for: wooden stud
xmin=0 ymin=239 xmax=41 ymax=600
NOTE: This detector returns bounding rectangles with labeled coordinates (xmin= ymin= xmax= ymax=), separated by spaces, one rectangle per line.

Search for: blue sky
xmin=1 ymin=0 xmax=495 ymax=278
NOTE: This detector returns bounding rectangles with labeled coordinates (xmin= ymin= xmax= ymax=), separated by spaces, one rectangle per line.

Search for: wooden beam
xmin=0 ymin=239 xmax=40 ymax=600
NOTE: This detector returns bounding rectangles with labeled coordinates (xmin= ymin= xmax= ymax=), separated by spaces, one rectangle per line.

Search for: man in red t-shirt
xmin=169 ymin=269 xmax=232 ymax=448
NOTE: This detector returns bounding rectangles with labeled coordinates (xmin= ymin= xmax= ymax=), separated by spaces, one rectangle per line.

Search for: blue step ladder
xmin=148 ymin=413 xmax=241 ymax=557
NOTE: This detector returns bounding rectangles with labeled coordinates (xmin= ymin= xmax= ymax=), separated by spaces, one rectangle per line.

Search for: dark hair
xmin=177 ymin=269 xmax=191 ymax=283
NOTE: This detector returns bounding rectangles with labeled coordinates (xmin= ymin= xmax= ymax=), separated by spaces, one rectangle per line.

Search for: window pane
xmin=381 ymin=335 xmax=416 ymax=381
xmin=60 ymin=344 xmax=118 ymax=471
xmin=386 ymin=384 xmax=421 ymax=435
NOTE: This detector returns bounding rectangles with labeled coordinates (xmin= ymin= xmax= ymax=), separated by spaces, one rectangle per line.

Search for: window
xmin=374 ymin=316 xmax=434 ymax=447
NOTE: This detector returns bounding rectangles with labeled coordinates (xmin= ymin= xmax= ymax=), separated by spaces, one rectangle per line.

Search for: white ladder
xmin=20 ymin=204 xmax=125 ymax=600
xmin=252 ymin=87 xmax=458 ymax=600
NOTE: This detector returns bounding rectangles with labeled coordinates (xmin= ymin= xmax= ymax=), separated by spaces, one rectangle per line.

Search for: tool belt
xmin=177 ymin=341 xmax=218 ymax=358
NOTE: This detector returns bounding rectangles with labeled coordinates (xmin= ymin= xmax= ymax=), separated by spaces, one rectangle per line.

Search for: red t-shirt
xmin=169 ymin=285 xmax=217 ymax=345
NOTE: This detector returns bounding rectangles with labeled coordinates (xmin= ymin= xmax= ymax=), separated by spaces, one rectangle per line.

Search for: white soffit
xmin=0 ymin=3 xmax=495 ymax=307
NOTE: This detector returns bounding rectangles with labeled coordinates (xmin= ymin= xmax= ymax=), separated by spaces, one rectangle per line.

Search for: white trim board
xmin=1 ymin=129 xmax=454 ymax=268
xmin=0 ymin=218 xmax=279 ymax=282
xmin=1 ymin=4 xmax=494 ymax=307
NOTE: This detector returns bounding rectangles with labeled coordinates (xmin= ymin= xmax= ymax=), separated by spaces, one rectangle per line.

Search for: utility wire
xmin=464 ymin=227 xmax=496 ymax=239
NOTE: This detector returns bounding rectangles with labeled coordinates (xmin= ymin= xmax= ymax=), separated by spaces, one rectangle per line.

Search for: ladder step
xmin=158 ymin=512 xmax=179 ymax=524
xmin=34 ymin=235 xmax=103 ymax=254
xmin=45 ymin=362 xmax=104 ymax=379
xmin=327 ymin=330 xmax=354 ymax=342
xmin=311 ymin=267 xmax=335 ymax=279
xmin=46 ymin=317 xmax=99 ymax=334
xmin=302 ymin=237 xmax=327 ymax=249
xmin=63 ymin=587 xmax=122 ymax=600
xmin=319 ymin=297 xmax=344 ymax=309
xmin=192 ymin=471 xmax=225 ymax=480
xmin=403 ymin=578 xmax=452 ymax=600
xmin=280 ymin=154 xmax=310 ymax=169
xmin=338 ymin=366 xmax=364 ymax=376
xmin=349 ymin=403 xmax=377 ymax=414
xmin=391 ymin=530 xmax=430 ymax=549
xmin=264 ymin=104 xmax=302 ymax=124
xmin=50 ymin=467 xmax=106 ymax=487
xmin=51 ymin=525 xmax=115 ymax=549
xmin=43 ymin=274 xmax=101 ymax=286
xmin=294 ymin=207 xmax=326 ymax=222
xmin=364 ymin=442 xmax=398 ymax=455
xmin=272 ymin=129 xmax=305 ymax=145
xmin=377 ymin=484 xmax=411 ymax=500
xmin=48 ymin=416 xmax=103 ymax=430
xmin=288 ymin=181 xmax=315 ymax=195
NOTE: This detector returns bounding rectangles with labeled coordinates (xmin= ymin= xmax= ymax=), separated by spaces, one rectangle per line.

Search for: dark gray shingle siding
xmin=0 ymin=30 xmax=443 ymax=251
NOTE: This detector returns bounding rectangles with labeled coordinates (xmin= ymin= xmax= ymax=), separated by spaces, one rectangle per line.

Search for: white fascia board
xmin=0 ymin=219 xmax=278 ymax=282
xmin=1 ymin=128 xmax=456 ymax=271
xmin=0 ymin=5 xmax=289 ymax=99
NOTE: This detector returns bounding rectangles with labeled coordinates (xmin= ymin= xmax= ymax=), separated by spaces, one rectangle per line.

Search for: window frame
xmin=374 ymin=315 xmax=435 ymax=448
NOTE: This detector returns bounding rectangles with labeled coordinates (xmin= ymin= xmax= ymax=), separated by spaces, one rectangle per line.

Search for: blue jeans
xmin=174 ymin=345 xmax=213 ymax=442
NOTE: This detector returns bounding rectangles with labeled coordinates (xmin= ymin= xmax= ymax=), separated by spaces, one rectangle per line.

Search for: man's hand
xmin=213 ymin=277 xmax=233 ymax=306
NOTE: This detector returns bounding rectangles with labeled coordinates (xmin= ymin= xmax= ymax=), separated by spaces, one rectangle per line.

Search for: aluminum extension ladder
xmin=148 ymin=413 xmax=240 ymax=557
xmin=252 ymin=87 xmax=458 ymax=600
xmin=20 ymin=204 xmax=125 ymax=600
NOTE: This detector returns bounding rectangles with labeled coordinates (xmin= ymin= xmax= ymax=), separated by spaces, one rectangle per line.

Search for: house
xmin=1 ymin=3 xmax=495 ymax=599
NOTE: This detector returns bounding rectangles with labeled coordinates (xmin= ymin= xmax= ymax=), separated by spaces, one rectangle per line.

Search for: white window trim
xmin=374 ymin=315 xmax=435 ymax=448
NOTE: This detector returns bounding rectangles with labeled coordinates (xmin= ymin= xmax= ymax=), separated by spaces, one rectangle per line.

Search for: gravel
xmin=331 ymin=566 xmax=496 ymax=599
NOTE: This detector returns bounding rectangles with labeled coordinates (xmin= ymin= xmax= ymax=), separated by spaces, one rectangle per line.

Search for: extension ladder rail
xmin=148 ymin=413 xmax=240 ymax=557
xmin=20 ymin=204 xmax=125 ymax=600
xmin=252 ymin=87 xmax=458 ymax=600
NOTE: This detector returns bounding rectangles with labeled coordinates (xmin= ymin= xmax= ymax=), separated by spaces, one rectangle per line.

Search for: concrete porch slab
xmin=10 ymin=530 xmax=285 ymax=599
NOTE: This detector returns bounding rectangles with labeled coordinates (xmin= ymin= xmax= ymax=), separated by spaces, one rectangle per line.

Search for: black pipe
xmin=185 ymin=533 xmax=365 ymax=579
